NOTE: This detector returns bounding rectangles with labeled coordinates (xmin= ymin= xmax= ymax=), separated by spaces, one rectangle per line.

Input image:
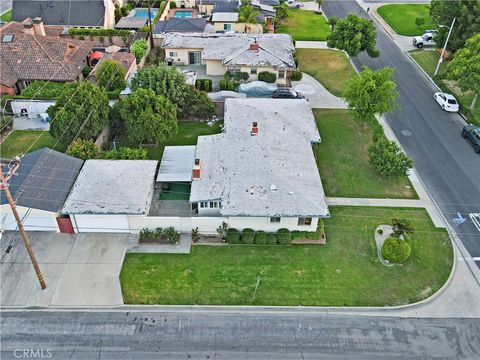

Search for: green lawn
xmin=377 ymin=4 xmax=435 ymax=36
xmin=277 ymin=9 xmax=330 ymax=41
xmin=120 ymin=206 xmax=453 ymax=306
xmin=0 ymin=10 xmax=12 ymax=22
xmin=409 ymin=49 xmax=447 ymax=77
xmin=0 ymin=130 xmax=67 ymax=159
xmin=314 ymin=109 xmax=417 ymax=199
xmin=296 ymin=49 xmax=357 ymax=97
xmin=160 ymin=183 xmax=191 ymax=200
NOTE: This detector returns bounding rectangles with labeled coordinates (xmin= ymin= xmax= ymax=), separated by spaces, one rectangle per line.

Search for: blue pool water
xmin=173 ymin=10 xmax=193 ymax=18
xmin=132 ymin=8 xmax=158 ymax=20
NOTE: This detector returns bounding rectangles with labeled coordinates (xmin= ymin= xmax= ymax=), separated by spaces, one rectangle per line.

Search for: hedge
xmin=277 ymin=228 xmax=292 ymax=245
xmin=241 ymin=228 xmax=255 ymax=244
xmin=381 ymin=237 xmax=411 ymax=263
xmin=131 ymin=38 xmax=148 ymax=63
xmin=233 ymin=72 xmax=249 ymax=81
xmin=258 ymin=71 xmax=277 ymax=83
xmin=226 ymin=228 xmax=241 ymax=244
xmin=266 ymin=233 xmax=278 ymax=245
xmin=290 ymin=70 xmax=303 ymax=81
xmin=254 ymin=231 xmax=268 ymax=245
xmin=20 ymin=81 xmax=65 ymax=99
xmin=68 ymin=28 xmax=131 ymax=36
xmin=195 ymin=79 xmax=212 ymax=92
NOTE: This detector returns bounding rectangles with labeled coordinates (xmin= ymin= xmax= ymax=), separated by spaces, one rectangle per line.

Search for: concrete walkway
xmin=291 ymin=73 xmax=348 ymax=109
xmin=127 ymin=233 xmax=192 ymax=254
xmin=295 ymin=41 xmax=329 ymax=49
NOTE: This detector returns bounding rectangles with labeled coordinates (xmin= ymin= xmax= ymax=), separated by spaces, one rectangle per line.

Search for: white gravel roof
xmin=211 ymin=12 xmax=238 ymax=22
xmin=62 ymin=160 xmax=157 ymax=215
xmin=190 ymin=99 xmax=328 ymax=217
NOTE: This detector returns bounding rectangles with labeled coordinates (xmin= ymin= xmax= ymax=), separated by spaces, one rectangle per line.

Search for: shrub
xmin=66 ymin=139 xmax=100 ymax=160
xmin=226 ymin=228 xmax=241 ymax=244
xmin=163 ymin=226 xmax=180 ymax=244
xmin=68 ymin=28 xmax=131 ymax=36
xmin=227 ymin=81 xmax=236 ymax=91
xmin=181 ymin=87 xmax=215 ymax=120
xmin=415 ymin=17 xmax=425 ymax=27
xmin=290 ymin=70 xmax=303 ymax=81
xmin=234 ymin=72 xmax=249 ymax=81
xmin=191 ymin=227 xmax=200 ymax=242
xmin=216 ymin=222 xmax=229 ymax=240
xmin=96 ymin=59 xmax=127 ymax=91
xmin=392 ymin=218 xmax=415 ymax=237
xmin=381 ymin=237 xmax=411 ymax=263
xmin=266 ymin=233 xmax=278 ymax=245
xmin=241 ymin=228 xmax=255 ymax=244
xmin=219 ymin=79 xmax=228 ymax=90
xmin=378 ymin=229 xmax=383 ymax=235
xmin=82 ymin=66 xmax=92 ymax=77
xmin=368 ymin=138 xmax=413 ymax=177
xmin=254 ymin=231 xmax=267 ymax=245
xmin=203 ymin=79 xmax=212 ymax=92
xmin=139 ymin=227 xmax=179 ymax=244
xmin=20 ymin=81 xmax=65 ymax=99
xmin=258 ymin=71 xmax=277 ymax=83
xmin=101 ymin=147 xmax=148 ymax=159
xmin=131 ymin=39 xmax=148 ymax=63
xmin=277 ymin=228 xmax=292 ymax=245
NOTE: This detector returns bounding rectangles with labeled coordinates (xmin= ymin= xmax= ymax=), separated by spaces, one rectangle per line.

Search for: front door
xmin=57 ymin=215 xmax=75 ymax=233
xmin=188 ymin=51 xmax=201 ymax=65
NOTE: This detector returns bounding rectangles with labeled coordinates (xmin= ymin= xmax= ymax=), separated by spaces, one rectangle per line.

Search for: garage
xmin=71 ymin=214 xmax=130 ymax=233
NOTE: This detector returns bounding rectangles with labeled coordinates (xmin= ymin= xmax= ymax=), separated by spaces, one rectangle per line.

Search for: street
xmin=322 ymin=0 xmax=480 ymax=262
xmin=1 ymin=310 xmax=479 ymax=359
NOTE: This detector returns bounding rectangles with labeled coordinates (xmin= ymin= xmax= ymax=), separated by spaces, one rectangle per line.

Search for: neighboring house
xmin=176 ymin=0 xmax=197 ymax=8
xmin=0 ymin=149 xmax=84 ymax=232
xmin=200 ymin=0 xmax=276 ymax=22
xmin=162 ymin=32 xmax=295 ymax=84
xmin=210 ymin=12 xmax=263 ymax=34
xmin=61 ymin=160 xmax=158 ymax=233
xmin=0 ymin=18 xmax=94 ymax=95
xmin=152 ymin=18 xmax=207 ymax=45
xmin=11 ymin=0 xmax=116 ymax=28
xmin=89 ymin=51 xmax=137 ymax=80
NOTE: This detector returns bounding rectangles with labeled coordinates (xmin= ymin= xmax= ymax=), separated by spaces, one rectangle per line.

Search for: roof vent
xmin=270 ymin=184 xmax=277 ymax=191
xmin=251 ymin=121 xmax=258 ymax=135
xmin=192 ymin=158 xmax=201 ymax=179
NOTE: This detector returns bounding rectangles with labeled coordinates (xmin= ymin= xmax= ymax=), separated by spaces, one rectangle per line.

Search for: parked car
xmin=413 ymin=33 xmax=436 ymax=48
xmin=272 ymin=88 xmax=304 ymax=99
xmin=461 ymin=125 xmax=480 ymax=153
xmin=286 ymin=0 xmax=303 ymax=8
xmin=434 ymin=92 xmax=459 ymax=112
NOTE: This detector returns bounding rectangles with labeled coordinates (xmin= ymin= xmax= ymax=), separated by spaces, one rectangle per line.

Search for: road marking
xmin=469 ymin=213 xmax=480 ymax=232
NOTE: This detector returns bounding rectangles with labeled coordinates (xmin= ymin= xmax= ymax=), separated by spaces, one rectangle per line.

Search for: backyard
xmin=0 ymin=10 xmax=12 ymax=22
xmin=277 ymin=9 xmax=330 ymax=41
xmin=0 ymin=130 xmax=67 ymax=159
xmin=377 ymin=4 xmax=435 ymax=36
xmin=296 ymin=49 xmax=357 ymax=97
xmin=120 ymin=206 xmax=453 ymax=306
xmin=314 ymin=109 xmax=417 ymax=199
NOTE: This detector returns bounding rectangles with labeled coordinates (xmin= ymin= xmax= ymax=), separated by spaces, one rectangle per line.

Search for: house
xmin=200 ymin=0 xmax=276 ymax=22
xmin=89 ymin=51 xmax=137 ymax=80
xmin=61 ymin=160 xmax=158 ymax=233
xmin=1 ymin=149 xmax=84 ymax=232
xmin=0 ymin=18 xmax=94 ymax=95
xmin=11 ymin=0 xmax=116 ymax=28
xmin=161 ymin=32 xmax=296 ymax=84
xmin=210 ymin=12 xmax=263 ymax=34
xmin=153 ymin=18 xmax=208 ymax=45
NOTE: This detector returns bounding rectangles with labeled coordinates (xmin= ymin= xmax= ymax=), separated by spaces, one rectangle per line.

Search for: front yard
xmin=120 ymin=206 xmax=453 ymax=306
xmin=409 ymin=49 xmax=447 ymax=77
xmin=377 ymin=4 xmax=435 ymax=36
xmin=314 ymin=109 xmax=417 ymax=199
xmin=0 ymin=130 xmax=67 ymax=159
xmin=277 ymin=9 xmax=330 ymax=41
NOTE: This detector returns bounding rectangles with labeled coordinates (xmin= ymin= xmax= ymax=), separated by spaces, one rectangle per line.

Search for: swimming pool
xmin=131 ymin=8 xmax=158 ymax=20
xmin=173 ymin=10 xmax=193 ymax=18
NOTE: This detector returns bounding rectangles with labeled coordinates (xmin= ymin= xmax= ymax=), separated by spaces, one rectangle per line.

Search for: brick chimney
xmin=33 ymin=17 xmax=46 ymax=36
xmin=23 ymin=18 xmax=35 ymax=35
xmin=192 ymin=158 xmax=201 ymax=179
xmin=249 ymin=42 xmax=259 ymax=52
xmin=251 ymin=121 xmax=259 ymax=135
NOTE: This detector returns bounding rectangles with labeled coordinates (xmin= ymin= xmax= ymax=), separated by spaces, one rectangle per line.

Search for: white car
xmin=434 ymin=92 xmax=459 ymax=112
xmin=412 ymin=33 xmax=436 ymax=48
xmin=286 ymin=0 xmax=303 ymax=8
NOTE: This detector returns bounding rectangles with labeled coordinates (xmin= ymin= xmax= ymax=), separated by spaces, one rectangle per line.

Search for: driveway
xmin=0 ymin=231 xmax=130 ymax=307
xmin=291 ymin=73 xmax=348 ymax=109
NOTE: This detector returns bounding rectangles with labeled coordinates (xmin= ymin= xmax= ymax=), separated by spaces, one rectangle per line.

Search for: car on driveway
xmin=272 ymin=88 xmax=305 ymax=99
xmin=286 ymin=0 xmax=303 ymax=8
xmin=434 ymin=92 xmax=459 ymax=112
xmin=461 ymin=125 xmax=480 ymax=153
xmin=413 ymin=32 xmax=436 ymax=48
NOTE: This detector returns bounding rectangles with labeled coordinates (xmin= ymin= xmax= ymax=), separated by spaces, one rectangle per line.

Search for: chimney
xmin=23 ymin=19 xmax=34 ymax=35
xmin=33 ymin=17 xmax=46 ymax=36
xmin=249 ymin=42 xmax=259 ymax=52
xmin=251 ymin=121 xmax=259 ymax=135
xmin=192 ymin=158 xmax=201 ymax=179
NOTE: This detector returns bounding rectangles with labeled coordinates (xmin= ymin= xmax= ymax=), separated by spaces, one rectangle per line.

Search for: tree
xmin=181 ymin=87 xmax=216 ymax=119
xmin=95 ymin=59 xmax=127 ymax=91
xmin=315 ymin=0 xmax=323 ymax=11
xmin=430 ymin=0 xmax=480 ymax=52
xmin=131 ymin=63 xmax=190 ymax=112
xmin=66 ymin=139 xmax=100 ymax=160
xmin=448 ymin=33 xmax=480 ymax=108
xmin=274 ymin=1 xmax=288 ymax=21
xmin=328 ymin=15 xmax=338 ymax=32
xmin=327 ymin=14 xmax=379 ymax=57
xmin=48 ymin=82 xmax=109 ymax=144
xmin=237 ymin=1 xmax=261 ymax=33
xmin=343 ymin=66 xmax=399 ymax=121
xmin=391 ymin=218 xmax=415 ymax=238
xmin=114 ymin=88 xmax=178 ymax=144
xmin=130 ymin=38 xmax=148 ymax=63
xmin=368 ymin=139 xmax=413 ymax=177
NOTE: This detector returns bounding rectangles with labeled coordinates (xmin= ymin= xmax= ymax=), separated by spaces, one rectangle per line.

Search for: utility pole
xmin=147 ymin=0 xmax=154 ymax=48
xmin=0 ymin=162 xmax=46 ymax=289
xmin=434 ymin=17 xmax=456 ymax=77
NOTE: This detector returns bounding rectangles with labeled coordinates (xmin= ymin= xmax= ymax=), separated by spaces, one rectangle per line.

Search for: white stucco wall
xmin=104 ymin=0 xmax=116 ymax=29
xmin=165 ymin=48 xmax=203 ymax=65
xmin=212 ymin=22 xmax=263 ymax=34
xmin=71 ymin=214 xmax=130 ymax=233
xmin=1 ymin=205 xmax=59 ymax=232
xmin=206 ymin=59 xmax=226 ymax=75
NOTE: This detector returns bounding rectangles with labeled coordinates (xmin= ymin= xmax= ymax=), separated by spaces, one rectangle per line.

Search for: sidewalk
xmin=295 ymin=41 xmax=329 ymax=49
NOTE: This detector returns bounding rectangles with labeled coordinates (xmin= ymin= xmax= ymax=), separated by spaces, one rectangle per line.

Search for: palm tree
xmin=238 ymin=1 xmax=261 ymax=33
xmin=328 ymin=16 xmax=338 ymax=32
xmin=316 ymin=0 xmax=323 ymax=11
xmin=392 ymin=218 xmax=415 ymax=238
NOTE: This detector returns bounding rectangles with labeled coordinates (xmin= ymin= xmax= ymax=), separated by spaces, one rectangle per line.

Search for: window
xmin=298 ymin=217 xmax=312 ymax=226
xmin=270 ymin=217 xmax=281 ymax=223
xmin=250 ymin=67 xmax=257 ymax=74
xmin=169 ymin=51 xmax=178 ymax=57
xmin=200 ymin=202 xmax=206 ymax=208
xmin=278 ymin=70 xmax=285 ymax=79
xmin=224 ymin=23 xmax=232 ymax=31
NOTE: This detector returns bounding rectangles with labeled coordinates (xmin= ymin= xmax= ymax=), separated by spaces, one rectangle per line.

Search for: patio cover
xmin=157 ymin=145 xmax=196 ymax=183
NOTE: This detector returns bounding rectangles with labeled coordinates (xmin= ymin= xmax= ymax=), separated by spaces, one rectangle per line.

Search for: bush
xmin=191 ymin=227 xmax=200 ymax=242
xmin=139 ymin=227 xmax=179 ymax=244
xmin=368 ymin=138 xmax=413 ymax=177
xmin=163 ymin=226 xmax=180 ymax=244
xmin=219 ymin=79 xmax=228 ymax=90
xmin=378 ymin=229 xmax=383 ymax=235
xmin=227 ymin=81 xmax=236 ymax=91
xmin=277 ymin=228 xmax=292 ymax=245
xmin=258 ymin=71 xmax=277 ymax=83
xmin=131 ymin=39 xmax=148 ymax=63
xmin=226 ymin=228 xmax=241 ymax=244
xmin=96 ymin=59 xmax=127 ymax=91
xmin=20 ymin=81 xmax=65 ymax=99
xmin=233 ymin=72 xmax=249 ymax=81
xmin=101 ymin=147 xmax=148 ymax=159
xmin=241 ymin=228 xmax=255 ymax=244
xmin=254 ymin=231 xmax=267 ymax=245
xmin=68 ymin=28 xmax=131 ymax=36
xmin=82 ymin=66 xmax=92 ymax=77
xmin=266 ymin=233 xmax=278 ymax=245
xmin=290 ymin=70 xmax=303 ymax=81
xmin=195 ymin=79 xmax=212 ymax=92
xmin=66 ymin=139 xmax=100 ymax=160
xmin=381 ymin=237 xmax=411 ymax=263
xmin=181 ymin=87 xmax=215 ymax=120
xmin=216 ymin=222 xmax=229 ymax=240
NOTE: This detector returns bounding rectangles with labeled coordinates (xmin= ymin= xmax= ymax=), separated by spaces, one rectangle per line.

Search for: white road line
xmin=469 ymin=213 xmax=480 ymax=232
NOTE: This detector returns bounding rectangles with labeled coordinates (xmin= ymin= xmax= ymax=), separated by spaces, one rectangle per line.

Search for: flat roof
xmin=211 ymin=12 xmax=238 ymax=22
xmin=190 ymin=99 xmax=329 ymax=217
xmin=157 ymin=146 xmax=196 ymax=183
xmin=62 ymin=160 xmax=158 ymax=215
xmin=115 ymin=17 xmax=148 ymax=29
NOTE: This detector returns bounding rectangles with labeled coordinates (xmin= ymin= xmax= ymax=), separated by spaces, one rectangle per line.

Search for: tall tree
xmin=343 ymin=66 xmax=399 ymax=121
xmin=327 ymin=14 xmax=379 ymax=57
xmin=274 ymin=1 xmax=288 ymax=20
xmin=448 ymin=33 xmax=480 ymax=108
xmin=430 ymin=0 xmax=480 ymax=52
xmin=114 ymin=88 xmax=178 ymax=144
xmin=237 ymin=1 xmax=261 ymax=33
xmin=95 ymin=59 xmax=127 ymax=91
xmin=48 ymin=82 xmax=109 ymax=143
xmin=328 ymin=16 xmax=338 ymax=32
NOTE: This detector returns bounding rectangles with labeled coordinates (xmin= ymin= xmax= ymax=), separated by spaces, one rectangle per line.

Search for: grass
xmin=120 ymin=206 xmax=453 ymax=306
xmin=0 ymin=130 xmax=67 ymax=159
xmin=277 ymin=9 xmax=330 ymax=41
xmin=160 ymin=183 xmax=191 ymax=201
xmin=377 ymin=4 xmax=435 ymax=36
xmin=0 ymin=10 xmax=12 ymax=22
xmin=409 ymin=49 xmax=447 ymax=77
xmin=314 ymin=109 xmax=417 ymax=199
xmin=296 ymin=49 xmax=357 ymax=97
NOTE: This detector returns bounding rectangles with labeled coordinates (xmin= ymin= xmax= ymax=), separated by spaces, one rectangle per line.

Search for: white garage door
xmin=1 ymin=207 xmax=58 ymax=232
xmin=72 ymin=214 xmax=130 ymax=233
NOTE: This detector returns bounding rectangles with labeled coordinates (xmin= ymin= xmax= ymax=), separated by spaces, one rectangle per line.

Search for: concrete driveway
xmin=291 ymin=73 xmax=348 ymax=109
xmin=0 ymin=231 xmax=130 ymax=307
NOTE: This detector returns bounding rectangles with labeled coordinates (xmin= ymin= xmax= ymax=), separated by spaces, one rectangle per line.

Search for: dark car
xmin=462 ymin=125 xmax=480 ymax=153
xmin=272 ymin=88 xmax=304 ymax=99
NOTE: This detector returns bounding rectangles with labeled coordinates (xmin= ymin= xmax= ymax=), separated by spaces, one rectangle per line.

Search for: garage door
xmin=72 ymin=214 xmax=130 ymax=233
xmin=1 ymin=207 xmax=58 ymax=232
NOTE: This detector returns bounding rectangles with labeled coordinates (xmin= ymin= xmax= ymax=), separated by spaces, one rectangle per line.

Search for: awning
xmin=157 ymin=146 xmax=196 ymax=183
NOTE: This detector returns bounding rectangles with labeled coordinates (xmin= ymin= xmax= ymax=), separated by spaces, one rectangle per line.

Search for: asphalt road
xmin=1 ymin=310 xmax=480 ymax=359
xmin=322 ymin=0 xmax=480 ymax=261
